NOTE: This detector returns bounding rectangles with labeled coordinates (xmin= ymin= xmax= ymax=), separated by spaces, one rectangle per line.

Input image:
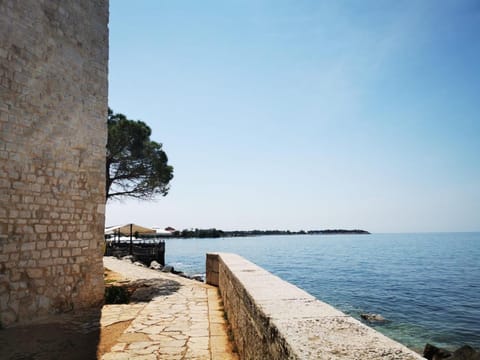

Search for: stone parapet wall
xmin=206 ymin=253 xmax=424 ymax=360
xmin=0 ymin=0 xmax=109 ymax=326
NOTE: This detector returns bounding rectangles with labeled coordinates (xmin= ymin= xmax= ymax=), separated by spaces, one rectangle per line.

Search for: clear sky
xmin=106 ymin=0 xmax=480 ymax=233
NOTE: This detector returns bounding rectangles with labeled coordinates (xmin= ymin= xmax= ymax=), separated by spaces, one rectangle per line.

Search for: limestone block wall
xmin=0 ymin=0 xmax=109 ymax=326
xmin=206 ymin=253 xmax=424 ymax=360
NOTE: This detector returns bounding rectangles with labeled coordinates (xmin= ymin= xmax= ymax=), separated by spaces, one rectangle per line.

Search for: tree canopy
xmin=106 ymin=108 xmax=173 ymax=201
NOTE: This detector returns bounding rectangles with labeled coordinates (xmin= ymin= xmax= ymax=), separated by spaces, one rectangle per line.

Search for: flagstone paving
xmin=101 ymin=257 xmax=237 ymax=360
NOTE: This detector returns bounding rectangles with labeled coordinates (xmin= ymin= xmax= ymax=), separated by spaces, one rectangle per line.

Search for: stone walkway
xmin=101 ymin=257 xmax=238 ymax=360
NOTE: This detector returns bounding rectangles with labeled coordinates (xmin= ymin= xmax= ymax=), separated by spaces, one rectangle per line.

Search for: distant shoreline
xmin=106 ymin=228 xmax=371 ymax=241
xmin=146 ymin=228 xmax=371 ymax=239
xmin=306 ymin=229 xmax=370 ymax=235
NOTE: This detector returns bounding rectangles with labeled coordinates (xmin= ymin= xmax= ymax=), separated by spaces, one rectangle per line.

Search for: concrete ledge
xmin=206 ymin=253 xmax=424 ymax=360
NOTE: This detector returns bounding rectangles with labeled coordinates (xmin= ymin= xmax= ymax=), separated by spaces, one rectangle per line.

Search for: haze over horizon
xmin=107 ymin=1 xmax=480 ymax=234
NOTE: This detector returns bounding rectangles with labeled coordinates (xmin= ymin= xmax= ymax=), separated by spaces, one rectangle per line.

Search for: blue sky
xmin=106 ymin=1 xmax=480 ymax=233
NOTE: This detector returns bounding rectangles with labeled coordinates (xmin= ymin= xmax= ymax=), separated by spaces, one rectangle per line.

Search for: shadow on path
xmin=0 ymin=309 xmax=101 ymax=360
xmin=105 ymin=278 xmax=183 ymax=305
xmin=129 ymin=278 xmax=182 ymax=302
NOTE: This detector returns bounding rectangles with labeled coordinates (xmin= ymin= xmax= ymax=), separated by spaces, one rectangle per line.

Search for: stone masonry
xmin=0 ymin=0 xmax=109 ymax=326
xmin=207 ymin=253 xmax=424 ymax=360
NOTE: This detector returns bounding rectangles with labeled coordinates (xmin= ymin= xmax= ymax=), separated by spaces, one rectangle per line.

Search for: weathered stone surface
xmin=0 ymin=0 xmax=108 ymax=326
xmin=102 ymin=257 xmax=238 ymax=360
xmin=207 ymin=252 xmax=424 ymax=360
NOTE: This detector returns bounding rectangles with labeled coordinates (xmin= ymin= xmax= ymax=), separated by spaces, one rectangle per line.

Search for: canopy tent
xmin=105 ymin=224 xmax=156 ymax=255
xmin=105 ymin=223 xmax=156 ymax=236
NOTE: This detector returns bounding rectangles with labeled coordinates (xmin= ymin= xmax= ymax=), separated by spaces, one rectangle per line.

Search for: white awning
xmin=105 ymin=223 xmax=156 ymax=236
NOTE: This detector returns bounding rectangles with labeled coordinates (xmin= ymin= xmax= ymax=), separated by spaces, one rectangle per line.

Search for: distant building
xmin=152 ymin=226 xmax=176 ymax=236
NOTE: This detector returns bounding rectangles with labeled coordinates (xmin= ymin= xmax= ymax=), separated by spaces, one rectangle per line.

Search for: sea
xmin=163 ymin=232 xmax=480 ymax=351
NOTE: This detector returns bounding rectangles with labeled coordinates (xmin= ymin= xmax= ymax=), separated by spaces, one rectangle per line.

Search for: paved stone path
xmin=101 ymin=257 xmax=238 ymax=360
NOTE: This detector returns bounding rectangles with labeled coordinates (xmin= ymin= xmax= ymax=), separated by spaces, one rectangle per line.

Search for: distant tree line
xmin=168 ymin=228 xmax=370 ymax=239
xmin=106 ymin=228 xmax=370 ymax=241
xmin=176 ymin=229 xmax=225 ymax=238
xmin=307 ymin=229 xmax=370 ymax=235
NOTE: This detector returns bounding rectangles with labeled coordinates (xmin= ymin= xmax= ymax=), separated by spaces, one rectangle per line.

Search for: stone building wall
xmin=0 ymin=0 xmax=109 ymax=326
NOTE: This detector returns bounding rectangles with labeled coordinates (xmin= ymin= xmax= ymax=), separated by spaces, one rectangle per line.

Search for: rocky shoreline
xmin=357 ymin=313 xmax=479 ymax=359
xmin=423 ymin=343 xmax=480 ymax=360
xmin=116 ymin=255 xmax=205 ymax=282
xmin=359 ymin=313 xmax=479 ymax=359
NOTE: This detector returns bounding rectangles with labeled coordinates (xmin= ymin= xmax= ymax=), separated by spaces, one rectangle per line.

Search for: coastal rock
xmin=161 ymin=265 xmax=174 ymax=273
xmin=424 ymin=343 xmax=480 ymax=360
xmin=424 ymin=343 xmax=452 ymax=359
xmin=133 ymin=261 xmax=146 ymax=267
xmin=191 ymin=274 xmax=205 ymax=282
xmin=121 ymin=255 xmax=135 ymax=263
xmin=360 ymin=313 xmax=388 ymax=323
xmin=452 ymin=345 xmax=480 ymax=360
xmin=149 ymin=260 xmax=162 ymax=270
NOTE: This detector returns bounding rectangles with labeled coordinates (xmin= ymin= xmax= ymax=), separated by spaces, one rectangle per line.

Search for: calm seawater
xmin=163 ymin=233 xmax=480 ymax=351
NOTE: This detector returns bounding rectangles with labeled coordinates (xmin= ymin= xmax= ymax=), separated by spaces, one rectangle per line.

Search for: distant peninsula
xmin=153 ymin=228 xmax=371 ymax=239
xmin=307 ymin=229 xmax=370 ymax=235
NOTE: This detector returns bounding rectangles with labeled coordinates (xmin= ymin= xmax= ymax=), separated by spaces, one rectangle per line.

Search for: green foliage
xmin=106 ymin=108 xmax=174 ymax=201
xmin=104 ymin=285 xmax=129 ymax=304
xmin=179 ymin=228 xmax=225 ymax=238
